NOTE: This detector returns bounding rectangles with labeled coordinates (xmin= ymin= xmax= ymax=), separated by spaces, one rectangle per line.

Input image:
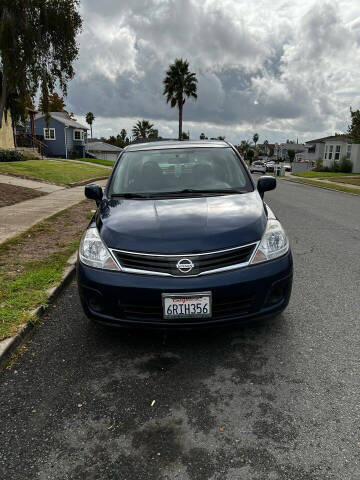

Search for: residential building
xmin=322 ymin=135 xmax=360 ymax=172
xmin=86 ymin=140 xmax=123 ymax=162
xmin=295 ymin=136 xmax=331 ymax=162
xmin=274 ymin=141 xmax=306 ymax=161
xmin=33 ymin=112 xmax=88 ymax=158
xmin=0 ymin=111 xmax=14 ymax=150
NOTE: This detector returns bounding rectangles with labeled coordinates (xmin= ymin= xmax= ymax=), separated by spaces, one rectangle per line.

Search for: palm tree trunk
xmin=178 ymin=101 xmax=183 ymax=140
xmin=90 ymin=124 xmax=93 ymax=138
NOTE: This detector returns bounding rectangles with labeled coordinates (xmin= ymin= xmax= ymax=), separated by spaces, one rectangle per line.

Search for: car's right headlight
xmin=79 ymin=227 xmax=120 ymax=270
xmin=251 ymin=219 xmax=289 ymax=264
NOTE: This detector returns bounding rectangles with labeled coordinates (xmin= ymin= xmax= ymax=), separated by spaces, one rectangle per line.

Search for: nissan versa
xmin=77 ymin=140 xmax=293 ymax=328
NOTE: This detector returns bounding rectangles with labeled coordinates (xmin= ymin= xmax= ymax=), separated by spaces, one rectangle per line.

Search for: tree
xmin=120 ymin=129 xmax=127 ymax=141
xmin=39 ymin=92 xmax=66 ymax=113
xmin=0 ymin=0 xmax=82 ymax=128
xmin=200 ymin=133 xmax=206 ymax=140
xmin=181 ymin=132 xmax=189 ymax=140
xmin=148 ymin=128 xmax=159 ymax=139
xmin=253 ymin=133 xmax=259 ymax=147
xmin=263 ymin=139 xmax=269 ymax=154
xmin=240 ymin=140 xmax=251 ymax=158
xmin=86 ymin=112 xmax=95 ymax=138
xmin=287 ymin=150 xmax=296 ymax=162
xmin=348 ymin=107 xmax=360 ymax=143
xmin=163 ymin=58 xmax=197 ymax=140
xmin=132 ymin=120 xmax=155 ymax=140
xmin=217 ymin=136 xmax=226 ymax=141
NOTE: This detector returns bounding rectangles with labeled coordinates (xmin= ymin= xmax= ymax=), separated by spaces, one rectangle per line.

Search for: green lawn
xmin=0 ymin=159 xmax=109 ymax=185
xmin=73 ymin=157 xmax=115 ymax=167
xmin=294 ymin=171 xmax=360 ymax=178
xmin=328 ymin=177 xmax=360 ymax=186
xmin=287 ymin=177 xmax=360 ymax=195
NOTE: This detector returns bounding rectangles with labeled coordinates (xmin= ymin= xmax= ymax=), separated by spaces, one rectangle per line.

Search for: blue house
xmin=33 ymin=112 xmax=88 ymax=158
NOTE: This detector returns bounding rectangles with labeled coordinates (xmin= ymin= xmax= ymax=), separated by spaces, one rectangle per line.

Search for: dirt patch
xmin=0 ymin=200 xmax=93 ymax=274
xmin=0 ymin=183 xmax=45 ymax=207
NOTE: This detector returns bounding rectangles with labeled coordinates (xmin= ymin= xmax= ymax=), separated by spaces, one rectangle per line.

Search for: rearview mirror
xmin=257 ymin=176 xmax=276 ymax=199
xmin=85 ymin=184 xmax=103 ymax=204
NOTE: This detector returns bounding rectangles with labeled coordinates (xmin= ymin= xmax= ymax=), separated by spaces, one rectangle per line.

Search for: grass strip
xmin=0 ymin=159 xmax=109 ymax=185
xmin=286 ymin=177 xmax=360 ymax=195
xmin=293 ymin=171 xmax=360 ymax=178
xmin=328 ymin=177 xmax=360 ymax=186
xmin=0 ymin=201 xmax=92 ymax=340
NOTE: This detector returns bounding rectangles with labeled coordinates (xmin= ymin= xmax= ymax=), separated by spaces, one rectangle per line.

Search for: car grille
xmin=111 ymin=242 xmax=258 ymax=277
xmin=118 ymin=294 xmax=256 ymax=322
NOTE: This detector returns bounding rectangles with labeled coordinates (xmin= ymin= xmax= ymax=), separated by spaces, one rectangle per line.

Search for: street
xmin=0 ymin=179 xmax=359 ymax=480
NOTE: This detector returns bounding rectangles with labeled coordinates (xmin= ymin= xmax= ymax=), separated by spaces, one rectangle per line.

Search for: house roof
xmin=306 ymin=135 xmax=350 ymax=144
xmin=86 ymin=141 xmax=123 ymax=152
xmin=35 ymin=112 xmax=88 ymax=130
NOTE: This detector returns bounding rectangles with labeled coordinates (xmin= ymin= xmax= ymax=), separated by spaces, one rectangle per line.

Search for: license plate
xmin=162 ymin=292 xmax=212 ymax=319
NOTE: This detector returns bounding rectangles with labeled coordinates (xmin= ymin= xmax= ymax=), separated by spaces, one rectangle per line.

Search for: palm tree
xmin=253 ymin=133 xmax=259 ymax=147
xmin=132 ymin=119 xmax=154 ymax=140
xmin=85 ymin=112 xmax=95 ymax=138
xmin=263 ymin=139 xmax=269 ymax=155
xmin=163 ymin=59 xmax=198 ymax=140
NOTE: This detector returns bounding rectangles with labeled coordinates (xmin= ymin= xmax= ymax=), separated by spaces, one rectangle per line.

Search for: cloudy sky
xmin=66 ymin=0 xmax=360 ymax=144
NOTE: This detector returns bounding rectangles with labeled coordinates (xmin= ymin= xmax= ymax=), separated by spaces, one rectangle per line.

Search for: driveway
xmin=0 ymin=180 xmax=359 ymax=479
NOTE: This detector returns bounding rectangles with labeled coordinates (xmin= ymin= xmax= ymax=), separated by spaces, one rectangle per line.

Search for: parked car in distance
xmin=266 ymin=161 xmax=276 ymax=172
xmin=283 ymin=163 xmax=292 ymax=172
xmin=78 ymin=140 xmax=293 ymax=329
xmin=250 ymin=161 xmax=266 ymax=174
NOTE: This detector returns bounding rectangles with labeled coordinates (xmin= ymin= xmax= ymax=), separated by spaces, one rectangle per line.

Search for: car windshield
xmin=109 ymin=147 xmax=252 ymax=196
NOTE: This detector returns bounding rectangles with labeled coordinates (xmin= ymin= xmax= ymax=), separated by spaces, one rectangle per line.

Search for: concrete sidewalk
xmin=0 ymin=174 xmax=65 ymax=193
xmin=0 ymin=179 xmax=107 ymax=244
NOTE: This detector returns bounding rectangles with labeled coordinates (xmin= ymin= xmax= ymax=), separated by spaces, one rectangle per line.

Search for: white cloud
xmin=67 ymin=0 xmax=360 ymax=143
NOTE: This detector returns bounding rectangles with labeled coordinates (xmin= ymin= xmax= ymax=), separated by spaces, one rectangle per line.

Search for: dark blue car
xmin=77 ymin=140 xmax=292 ymax=328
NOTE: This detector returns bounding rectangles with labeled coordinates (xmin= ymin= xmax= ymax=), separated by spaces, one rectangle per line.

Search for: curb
xmin=284 ymin=178 xmax=360 ymax=196
xmin=0 ymin=252 xmax=78 ymax=371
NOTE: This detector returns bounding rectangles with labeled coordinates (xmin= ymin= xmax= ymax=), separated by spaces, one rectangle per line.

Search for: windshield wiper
xmin=154 ymin=188 xmax=244 ymax=196
xmin=111 ymin=193 xmax=151 ymax=198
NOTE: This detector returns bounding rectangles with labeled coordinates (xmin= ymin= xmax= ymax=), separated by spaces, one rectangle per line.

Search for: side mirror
xmin=257 ymin=176 xmax=276 ymax=199
xmin=85 ymin=184 xmax=103 ymax=204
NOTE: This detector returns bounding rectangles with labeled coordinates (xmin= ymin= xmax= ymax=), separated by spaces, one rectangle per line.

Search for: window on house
xmin=324 ymin=145 xmax=328 ymax=159
xmin=74 ymin=130 xmax=82 ymax=140
xmin=44 ymin=128 xmax=56 ymax=140
xmin=335 ymin=145 xmax=341 ymax=160
xmin=328 ymin=145 xmax=333 ymax=160
xmin=347 ymin=144 xmax=352 ymax=159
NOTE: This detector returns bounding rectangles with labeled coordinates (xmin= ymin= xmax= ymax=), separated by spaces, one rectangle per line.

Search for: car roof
xmin=124 ymin=140 xmax=230 ymax=152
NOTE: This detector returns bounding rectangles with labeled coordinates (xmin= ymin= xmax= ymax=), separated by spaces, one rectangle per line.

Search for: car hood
xmin=97 ymin=192 xmax=267 ymax=254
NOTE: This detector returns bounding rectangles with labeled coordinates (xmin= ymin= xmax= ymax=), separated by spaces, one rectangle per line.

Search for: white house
xmin=322 ymin=135 xmax=360 ymax=172
xmin=274 ymin=141 xmax=306 ymax=161
xmin=295 ymin=137 xmax=329 ymax=162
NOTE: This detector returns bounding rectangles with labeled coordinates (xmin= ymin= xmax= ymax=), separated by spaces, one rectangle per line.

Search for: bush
xmin=329 ymin=160 xmax=340 ymax=172
xmin=338 ymin=156 xmax=353 ymax=173
xmin=0 ymin=150 xmax=24 ymax=162
xmin=314 ymin=157 xmax=323 ymax=171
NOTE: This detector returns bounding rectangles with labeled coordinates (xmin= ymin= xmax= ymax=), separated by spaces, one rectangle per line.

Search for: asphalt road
xmin=1 ymin=179 xmax=359 ymax=480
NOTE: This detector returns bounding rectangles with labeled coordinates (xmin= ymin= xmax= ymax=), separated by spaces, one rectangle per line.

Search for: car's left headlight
xmin=251 ymin=219 xmax=289 ymax=264
xmin=79 ymin=227 xmax=120 ymax=270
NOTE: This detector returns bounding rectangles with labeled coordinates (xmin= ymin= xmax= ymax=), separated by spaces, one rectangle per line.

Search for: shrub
xmin=0 ymin=150 xmax=24 ymax=162
xmin=338 ymin=156 xmax=353 ymax=173
xmin=329 ymin=160 xmax=340 ymax=172
xmin=314 ymin=157 xmax=323 ymax=171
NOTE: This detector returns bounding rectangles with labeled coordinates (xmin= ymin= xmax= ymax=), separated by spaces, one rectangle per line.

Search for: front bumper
xmin=77 ymin=251 xmax=293 ymax=328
